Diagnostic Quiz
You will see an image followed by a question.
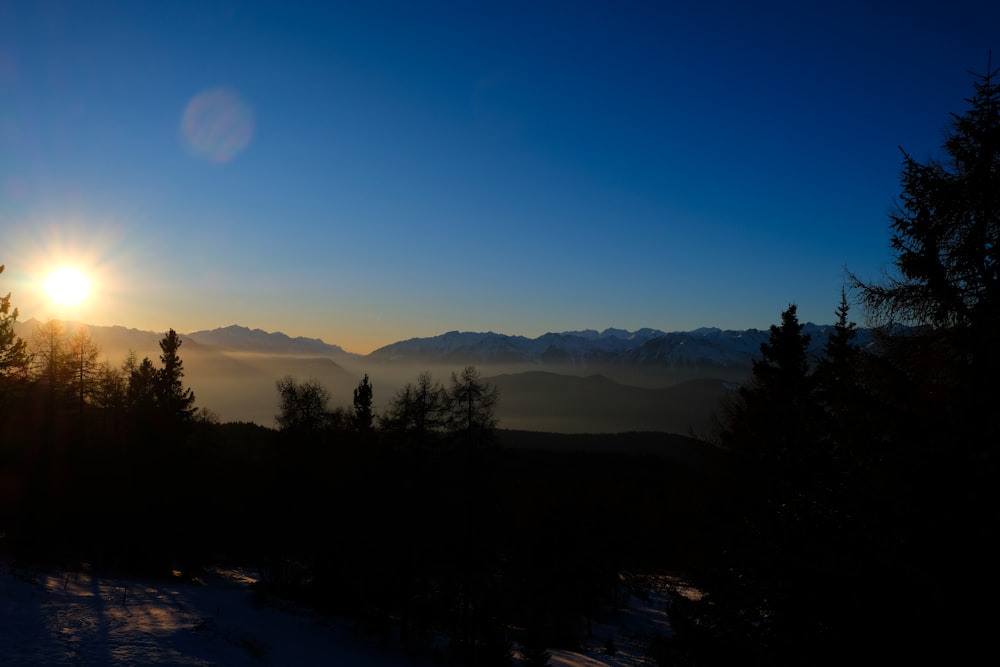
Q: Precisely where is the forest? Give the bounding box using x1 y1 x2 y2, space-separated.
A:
2 67 999 665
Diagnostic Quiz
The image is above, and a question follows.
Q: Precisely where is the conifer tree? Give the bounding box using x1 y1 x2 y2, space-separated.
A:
813 290 864 453
352 373 374 434
850 61 1000 659
127 357 160 428
93 360 128 441
712 305 847 659
854 62 1000 440
817 290 859 386
859 64 1000 334
720 304 816 468
93 360 127 411
0 264 30 384
156 329 196 424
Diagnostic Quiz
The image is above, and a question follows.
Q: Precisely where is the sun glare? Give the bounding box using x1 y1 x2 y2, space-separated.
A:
44 267 91 306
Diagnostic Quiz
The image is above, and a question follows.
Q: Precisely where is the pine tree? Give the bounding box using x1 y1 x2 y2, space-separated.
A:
720 304 816 468
817 290 859 388
854 62 1000 438
352 373 374 434
0 264 30 384
860 64 1000 332
813 290 865 458
127 357 160 425
156 329 196 424
712 305 846 660
849 61 1000 659
93 360 128 442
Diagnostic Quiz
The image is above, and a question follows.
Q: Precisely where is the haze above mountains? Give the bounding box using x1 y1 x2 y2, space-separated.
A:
14 320 863 436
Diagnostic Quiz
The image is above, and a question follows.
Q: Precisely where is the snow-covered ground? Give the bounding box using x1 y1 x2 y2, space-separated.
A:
1 560 676 666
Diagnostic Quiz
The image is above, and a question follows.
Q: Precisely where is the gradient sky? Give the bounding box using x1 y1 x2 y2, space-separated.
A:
2 1 998 354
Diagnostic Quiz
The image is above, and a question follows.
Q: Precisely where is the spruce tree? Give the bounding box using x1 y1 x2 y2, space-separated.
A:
854 62 1000 440
128 358 159 426
156 329 196 425
813 290 864 462
352 373 374 434
860 64 1000 332
0 264 30 383
721 304 816 468
712 305 839 659
850 60 1000 660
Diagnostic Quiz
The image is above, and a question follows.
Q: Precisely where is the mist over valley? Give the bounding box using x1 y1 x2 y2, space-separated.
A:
13 319 864 435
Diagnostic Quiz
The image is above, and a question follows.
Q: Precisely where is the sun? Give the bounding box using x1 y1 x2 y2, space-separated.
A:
44 267 92 306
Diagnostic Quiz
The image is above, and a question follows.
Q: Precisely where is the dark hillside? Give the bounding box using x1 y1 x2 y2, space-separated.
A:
491 372 733 436
495 429 728 472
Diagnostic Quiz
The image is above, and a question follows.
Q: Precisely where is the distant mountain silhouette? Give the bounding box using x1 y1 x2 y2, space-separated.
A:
186 324 357 359
367 324 873 371
10 320 870 434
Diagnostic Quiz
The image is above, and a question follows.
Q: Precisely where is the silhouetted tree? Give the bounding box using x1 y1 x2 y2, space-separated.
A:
853 62 1000 440
275 376 330 437
858 66 1000 333
850 60 1000 659
66 328 102 410
0 263 30 385
127 357 160 435
445 366 499 446
0 263 30 457
93 359 128 410
92 359 128 442
720 304 817 467
812 289 875 476
381 371 447 445
61 327 102 441
30 320 72 400
155 329 196 426
352 373 374 434
815 290 859 402
119 331 197 450
708 304 851 661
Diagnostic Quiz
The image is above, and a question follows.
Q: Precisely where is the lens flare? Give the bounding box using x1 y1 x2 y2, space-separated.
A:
180 87 255 163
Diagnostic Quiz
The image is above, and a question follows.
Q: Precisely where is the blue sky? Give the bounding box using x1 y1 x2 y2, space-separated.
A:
2 1 997 353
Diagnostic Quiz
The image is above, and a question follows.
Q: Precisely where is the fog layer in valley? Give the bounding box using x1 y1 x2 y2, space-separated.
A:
14 320 747 435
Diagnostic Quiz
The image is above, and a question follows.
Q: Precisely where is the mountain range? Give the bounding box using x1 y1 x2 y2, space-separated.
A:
13 320 867 435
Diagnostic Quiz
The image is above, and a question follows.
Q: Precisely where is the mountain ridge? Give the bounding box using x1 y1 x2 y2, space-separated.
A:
362 323 873 370
186 324 352 358
15 318 872 371
9 319 871 433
